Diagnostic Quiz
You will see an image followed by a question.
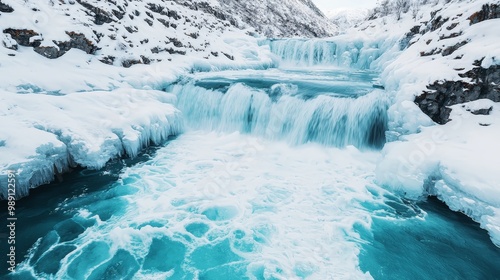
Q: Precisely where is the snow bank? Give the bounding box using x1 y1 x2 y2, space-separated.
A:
376 99 500 246
351 0 500 246
0 89 183 199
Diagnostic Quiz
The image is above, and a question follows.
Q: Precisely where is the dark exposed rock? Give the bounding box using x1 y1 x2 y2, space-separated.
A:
399 25 420 50
165 48 186 55
442 40 467 56
125 26 137 33
176 1 236 26
222 52 234 60
446 22 459 30
211 51 218 57
148 3 182 20
187 32 199 39
157 18 170 27
420 48 441 57
140 55 151 64
144 18 153 26
414 90 453 124
0 1 14 13
28 32 96 59
168 37 183 48
469 4 500 25
167 9 181 20
428 15 449 32
3 29 41 47
469 106 493 115
66 32 97 54
100 55 115 65
112 9 125 20
147 3 168 16
122 59 142 68
33 46 64 59
151 47 160 54
415 65 500 124
76 0 115 25
439 31 463 40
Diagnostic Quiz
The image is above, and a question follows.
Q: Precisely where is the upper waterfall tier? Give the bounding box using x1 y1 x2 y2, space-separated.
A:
262 38 387 69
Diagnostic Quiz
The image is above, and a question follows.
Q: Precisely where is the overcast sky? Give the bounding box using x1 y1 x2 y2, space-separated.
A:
312 0 378 11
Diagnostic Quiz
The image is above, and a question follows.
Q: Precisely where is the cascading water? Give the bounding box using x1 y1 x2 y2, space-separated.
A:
262 38 384 69
172 82 388 149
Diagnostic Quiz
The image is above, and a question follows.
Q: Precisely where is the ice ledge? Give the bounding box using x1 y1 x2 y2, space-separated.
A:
376 99 500 247
0 89 183 199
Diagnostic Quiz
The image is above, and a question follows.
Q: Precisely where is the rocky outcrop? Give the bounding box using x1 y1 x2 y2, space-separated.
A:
3 29 41 47
415 64 500 124
392 2 500 125
3 29 97 59
0 1 13 12
469 3 500 24
399 25 420 50
76 0 116 25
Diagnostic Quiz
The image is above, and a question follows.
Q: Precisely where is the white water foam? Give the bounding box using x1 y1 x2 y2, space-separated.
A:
14 132 384 279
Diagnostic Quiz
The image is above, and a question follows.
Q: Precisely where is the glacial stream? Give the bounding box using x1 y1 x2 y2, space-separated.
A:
2 40 500 279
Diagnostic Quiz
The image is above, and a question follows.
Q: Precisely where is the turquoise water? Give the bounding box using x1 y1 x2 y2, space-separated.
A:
0 145 165 279
190 68 378 99
1 67 500 279
359 197 500 279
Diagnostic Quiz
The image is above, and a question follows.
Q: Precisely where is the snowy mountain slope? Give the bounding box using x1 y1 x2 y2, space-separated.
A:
326 8 369 33
0 0 262 67
346 0 500 246
0 0 333 67
203 0 337 37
